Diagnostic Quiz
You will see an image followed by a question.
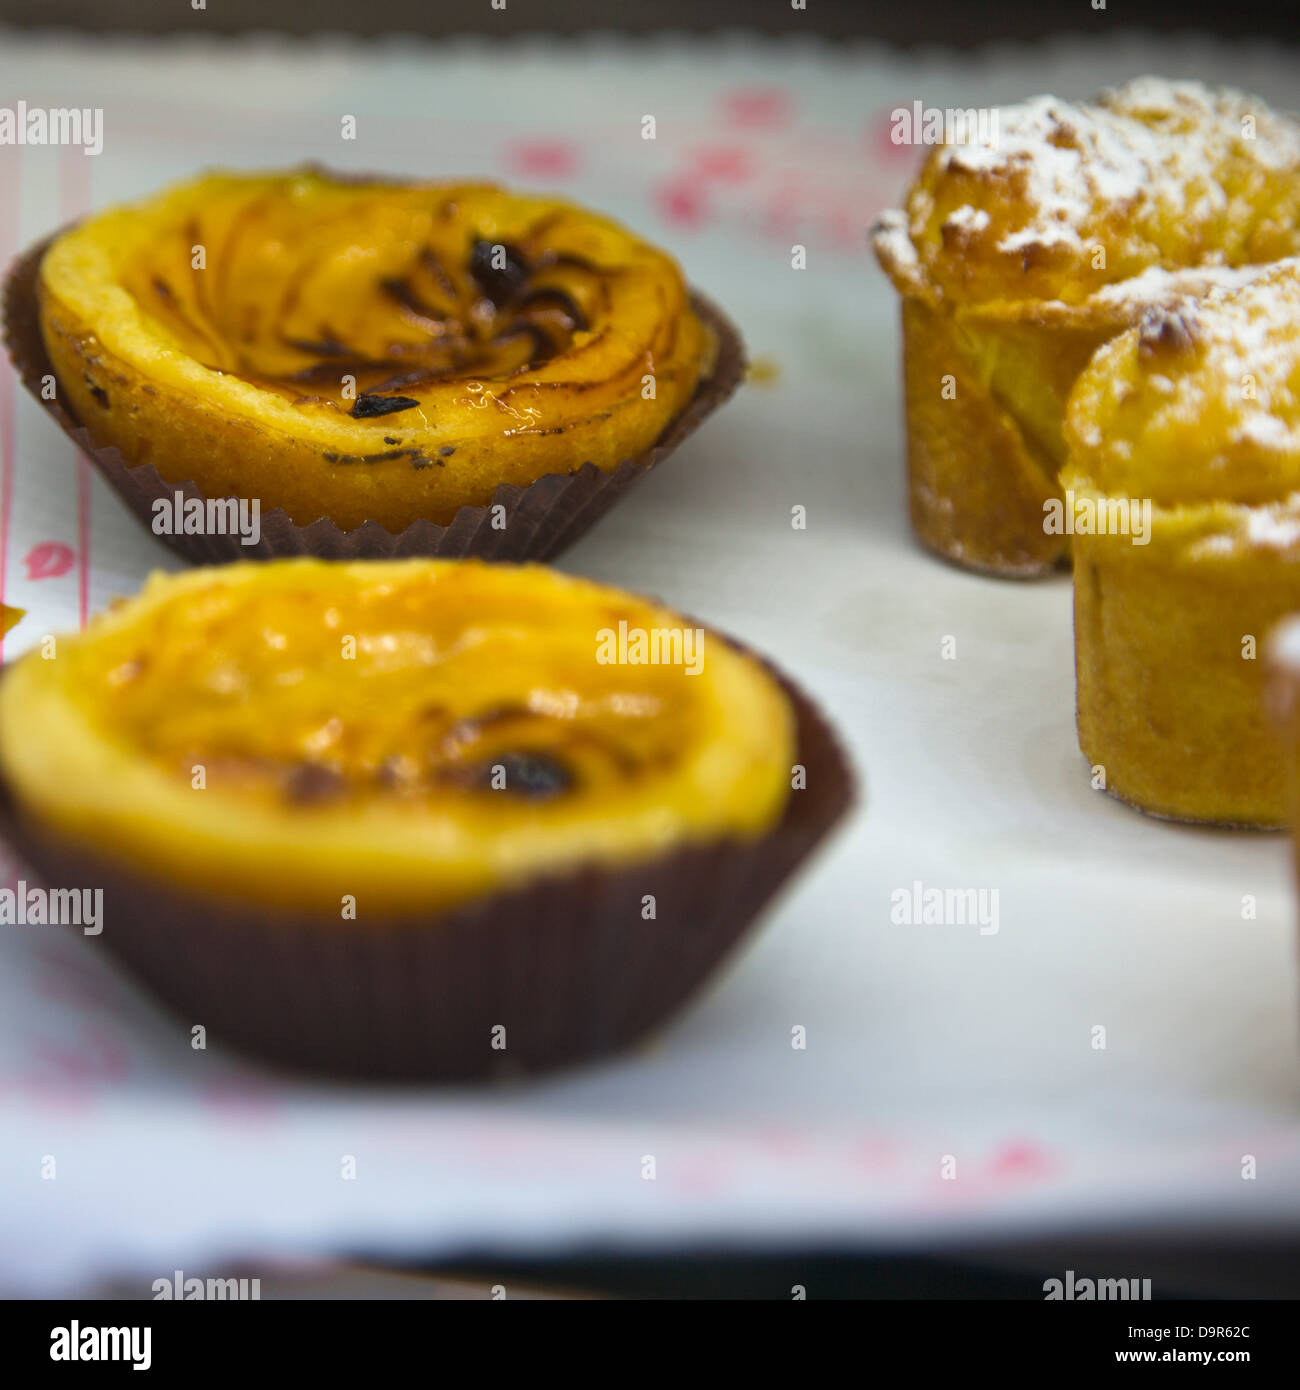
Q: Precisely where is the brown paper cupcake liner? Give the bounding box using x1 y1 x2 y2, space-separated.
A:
3 232 745 565
0 656 854 1082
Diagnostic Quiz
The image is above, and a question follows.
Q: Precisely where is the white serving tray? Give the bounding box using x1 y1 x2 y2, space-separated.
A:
1 27 1298 1294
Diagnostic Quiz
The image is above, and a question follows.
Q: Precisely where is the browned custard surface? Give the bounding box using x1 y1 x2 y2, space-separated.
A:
38 170 713 528
0 559 793 914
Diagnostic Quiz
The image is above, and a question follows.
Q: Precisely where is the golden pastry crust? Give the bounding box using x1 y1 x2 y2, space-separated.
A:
872 78 1300 577
891 80 1300 308
0 559 795 914
1067 265 1300 505
37 169 713 532
1063 262 1300 826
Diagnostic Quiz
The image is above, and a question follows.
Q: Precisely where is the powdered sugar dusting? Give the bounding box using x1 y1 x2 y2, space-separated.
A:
1076 259 1300 519
1269 614 1300 670
1091 262 1269 306
1137 261 1300 527
1186 262 1300 431
1190 499 1300 563
1000 222 1082 253
1234 413 1293 448
967 79 1300 257
1247 506 1300 546
881 77 1300 306
943 204 991 233
871 207 922 280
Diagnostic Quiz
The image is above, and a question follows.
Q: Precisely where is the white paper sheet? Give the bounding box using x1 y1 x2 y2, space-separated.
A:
2 27 1299 1295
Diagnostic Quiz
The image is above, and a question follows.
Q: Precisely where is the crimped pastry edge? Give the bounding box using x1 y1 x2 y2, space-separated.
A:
3 228 746 565
0 648 855 1081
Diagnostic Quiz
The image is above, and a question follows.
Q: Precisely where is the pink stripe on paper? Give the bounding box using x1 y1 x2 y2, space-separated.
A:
0 145 18 658
60 146 93 628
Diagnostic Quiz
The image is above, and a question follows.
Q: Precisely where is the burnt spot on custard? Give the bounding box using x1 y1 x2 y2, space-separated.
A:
468 238 531 306
130 220 611 413
323 447 443 467
282 762 348 805
281 748 575 805
350 393 421 419
456 749 575 799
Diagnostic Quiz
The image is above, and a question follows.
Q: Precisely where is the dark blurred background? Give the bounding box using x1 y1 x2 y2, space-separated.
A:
3 0 1300 45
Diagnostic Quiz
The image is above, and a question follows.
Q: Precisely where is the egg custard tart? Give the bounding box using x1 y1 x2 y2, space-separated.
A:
0 559 852 1078
1064 262 1300 828
873 78 1300 577
5 168 742 563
